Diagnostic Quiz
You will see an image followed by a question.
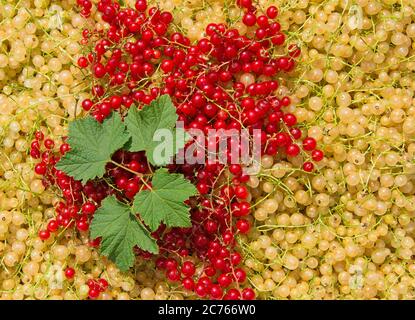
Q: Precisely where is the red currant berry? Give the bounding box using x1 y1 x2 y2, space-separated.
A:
82 99 94 111
236 219 250 234
290 128 302 139
161 59 174 73
135 0 147 11
195 284 206 297
234 268 247 283
234 185 248 199
311 149 324 161
60 143 70 155
88 288 100 299
302 137 317 151
98 279 108 291
210 284 223 299
76 220 89 232
182 277 194 290
242 288 255 300
242 13 256 26
34 131 44 140
303 161 314 172
224 288 241 300
47 220 59 232
81 202 96 215
78 57 89 68
34 163 47 175
229 164 242 176
266 6 278 19
44 139 55 149
65 267 75 279
286 144 300 157
181 261 196 276
217 274 232 288
230 252 242 265
166 268 180 282
283 113 297 126
280 96 291 106
196 182 209 194
38 229 50 240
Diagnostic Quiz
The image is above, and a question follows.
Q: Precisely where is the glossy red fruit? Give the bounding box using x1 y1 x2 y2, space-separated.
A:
82 99 93 111
161 59 174 73
76 220 89 232
98 279 108 291
88 288 100 299
224 288 241 300
229 164 242 176
195 284 206 297
303 161 314 172
236 219 250 234
242 288 255 300
82 202 96 215
182 277 194 290
230 252 242 265
44 139 55 149
47 220 59 232
290 128 302 140
60 143 70 154
266 6 278 19
78 57 89 68
38 229 50 240
283 113 297 126
302 137 317 151
181 261 196 276
34 163 47 175
242 13 256 26
234 185 248 199
197 182 209 194
65 267 75 279
135 0 147 11
286 144 300 157
312 149 324 161
93 63 106 78
166 268 180 281
34 131 44 140
210 284 223 299
234 268 247 282
217 274 232 288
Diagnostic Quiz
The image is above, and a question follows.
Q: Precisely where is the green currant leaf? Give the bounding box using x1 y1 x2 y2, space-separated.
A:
125 94 185 166
133 168 197 231
56 112 129 183
90 195 158 271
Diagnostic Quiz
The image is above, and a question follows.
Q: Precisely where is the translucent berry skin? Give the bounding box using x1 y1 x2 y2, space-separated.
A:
312 149 324 161
38 230 50 241
303 137 317 151
243 13 256 26
88 288 100 299
266 6 278 19
303 161 314 172
242 288 255 300
65 267 75 279
286 144 300 157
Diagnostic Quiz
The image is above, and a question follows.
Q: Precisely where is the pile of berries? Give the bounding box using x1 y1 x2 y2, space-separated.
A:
31 0 323 300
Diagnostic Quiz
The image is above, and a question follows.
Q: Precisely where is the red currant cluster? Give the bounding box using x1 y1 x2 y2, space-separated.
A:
76 0 93 17
32 131 110 242
86 278 109 299
64 266 108 300
31 0 324 300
